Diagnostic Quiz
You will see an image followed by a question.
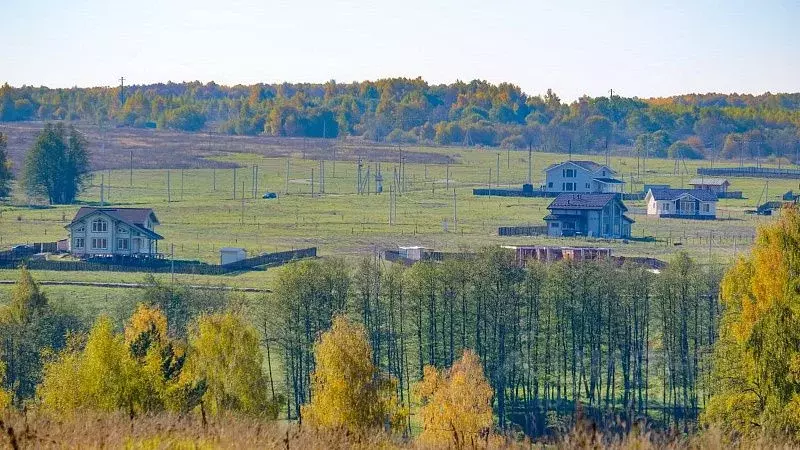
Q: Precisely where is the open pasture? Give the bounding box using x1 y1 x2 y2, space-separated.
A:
1 124 797 278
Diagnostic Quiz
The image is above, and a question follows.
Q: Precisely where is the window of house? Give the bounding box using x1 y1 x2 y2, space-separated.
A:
91 238 108 249
563 168 576 178
117 238 129 250
586 183 591 189
703 203 710 212
76 225 85 232
664 203 670 212
563 182 575 191
551 222 560 228
548 182 553 188
74 238 84 248
91 218 107 232
118 226 127 233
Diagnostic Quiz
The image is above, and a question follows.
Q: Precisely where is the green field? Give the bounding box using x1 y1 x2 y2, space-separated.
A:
2 147 791 255
0 142 794 314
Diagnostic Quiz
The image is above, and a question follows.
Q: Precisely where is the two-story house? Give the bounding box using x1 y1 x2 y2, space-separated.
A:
644 189 718 219
543 160 624 194
66 207 163 257
544 193 633 238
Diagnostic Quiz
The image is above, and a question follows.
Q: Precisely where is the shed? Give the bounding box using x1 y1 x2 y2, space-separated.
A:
689 177 730 193
398 246 425 261
220 247 247 265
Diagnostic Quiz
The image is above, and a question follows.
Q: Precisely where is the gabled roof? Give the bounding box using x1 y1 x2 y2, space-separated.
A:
646 189 718 202
547 193 626 211
72 207 159 226
68 207 163 240
544 160 614 174
689 177 729 186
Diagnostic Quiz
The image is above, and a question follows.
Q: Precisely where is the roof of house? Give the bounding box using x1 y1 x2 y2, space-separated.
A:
647 188 718 202
593 177 625 184
689 177 729 186
544 160 613 174
72 207 159 225
68 207 163 240
547 193 626 211
622 215 635 223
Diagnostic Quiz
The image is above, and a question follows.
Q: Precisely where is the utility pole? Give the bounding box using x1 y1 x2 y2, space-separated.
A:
119 76 125 105
285 159 290 195
527 147 532 184
129 151 133 187
100 174 105 206
241 181 245 224
496 153 500 187
453 189 457 232
171 243 175 284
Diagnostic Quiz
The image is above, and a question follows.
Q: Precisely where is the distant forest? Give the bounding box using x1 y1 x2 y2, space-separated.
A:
2 79 799 161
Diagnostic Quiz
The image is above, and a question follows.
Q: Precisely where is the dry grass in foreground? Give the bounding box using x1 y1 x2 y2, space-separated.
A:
0 411 796 449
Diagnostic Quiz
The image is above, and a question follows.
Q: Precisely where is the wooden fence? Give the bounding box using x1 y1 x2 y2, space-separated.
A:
0 248 317 275
498 226 549 236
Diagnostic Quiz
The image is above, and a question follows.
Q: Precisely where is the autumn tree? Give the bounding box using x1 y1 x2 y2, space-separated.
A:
23 123 90 204
414 349 494 446
704 206 800 440
0 267 81 403
38 316 151 415
0 132 12 198
302 315 406 433
181 312 280 418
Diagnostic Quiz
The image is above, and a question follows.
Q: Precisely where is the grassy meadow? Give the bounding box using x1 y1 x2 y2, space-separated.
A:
0 130 796 314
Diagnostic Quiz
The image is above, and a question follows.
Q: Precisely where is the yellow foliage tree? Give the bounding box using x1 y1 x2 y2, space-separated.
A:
301 315 406 433
181 312 279 418
704 206 800 440
0 362 12 409
414 349 494 447
38 316 153 415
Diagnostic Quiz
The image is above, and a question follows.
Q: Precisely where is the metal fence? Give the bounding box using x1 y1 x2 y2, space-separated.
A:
698 166 800 179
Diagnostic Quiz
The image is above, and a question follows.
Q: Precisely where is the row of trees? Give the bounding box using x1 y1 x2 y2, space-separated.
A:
2 80 799 159
0 268 496 447
265 250 723 434
3 209 800 443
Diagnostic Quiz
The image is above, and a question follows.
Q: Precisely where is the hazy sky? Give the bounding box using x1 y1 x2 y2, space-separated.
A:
2 0 798 100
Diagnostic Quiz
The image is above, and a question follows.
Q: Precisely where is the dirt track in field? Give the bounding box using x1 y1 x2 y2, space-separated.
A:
0 121 456 174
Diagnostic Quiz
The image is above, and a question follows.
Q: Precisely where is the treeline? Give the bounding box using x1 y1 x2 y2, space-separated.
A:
2 80 799 160
265 250 723 434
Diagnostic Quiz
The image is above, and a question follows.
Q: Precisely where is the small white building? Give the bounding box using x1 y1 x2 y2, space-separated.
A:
398 246 425 261
220 247 247 265
645 189 718 219
543 160 624 194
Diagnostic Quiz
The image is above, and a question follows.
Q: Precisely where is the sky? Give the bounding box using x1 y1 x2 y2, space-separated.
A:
2 0 798 101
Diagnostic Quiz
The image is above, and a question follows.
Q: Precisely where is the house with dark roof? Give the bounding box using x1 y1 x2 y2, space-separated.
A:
543 160 624 194
544 193 633 238
65 207 163 257
688 177 730 194
644 189 718 219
